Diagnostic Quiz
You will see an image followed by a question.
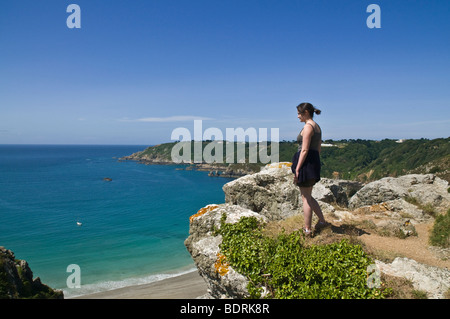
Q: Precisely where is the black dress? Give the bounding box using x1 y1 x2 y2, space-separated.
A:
291 123 321 187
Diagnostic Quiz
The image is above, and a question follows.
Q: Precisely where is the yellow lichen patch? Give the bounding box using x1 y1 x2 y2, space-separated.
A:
369 202 389 212
189 204 219 223
265 162 292 169
214 253 229 276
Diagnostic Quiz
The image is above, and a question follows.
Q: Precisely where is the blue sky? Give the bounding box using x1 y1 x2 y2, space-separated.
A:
0 0 449 144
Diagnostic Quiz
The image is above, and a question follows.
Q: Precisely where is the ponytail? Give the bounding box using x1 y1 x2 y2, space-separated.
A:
296 102 321 118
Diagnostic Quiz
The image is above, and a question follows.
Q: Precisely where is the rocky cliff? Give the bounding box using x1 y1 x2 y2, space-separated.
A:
185 164 450 299
0 247 63 299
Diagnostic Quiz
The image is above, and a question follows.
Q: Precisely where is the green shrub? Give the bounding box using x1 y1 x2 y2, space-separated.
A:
217 215 391 299
430 209 450 248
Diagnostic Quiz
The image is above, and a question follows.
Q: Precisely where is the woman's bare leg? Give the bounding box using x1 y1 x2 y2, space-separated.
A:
300 186 326 231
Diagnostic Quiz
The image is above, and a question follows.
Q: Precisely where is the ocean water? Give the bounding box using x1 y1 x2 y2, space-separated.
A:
0 145 232 298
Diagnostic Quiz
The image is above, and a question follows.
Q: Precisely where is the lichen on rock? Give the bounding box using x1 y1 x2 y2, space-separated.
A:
190 204 219 223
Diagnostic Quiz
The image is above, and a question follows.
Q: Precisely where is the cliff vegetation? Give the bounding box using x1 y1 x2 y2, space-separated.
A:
0 247 63 299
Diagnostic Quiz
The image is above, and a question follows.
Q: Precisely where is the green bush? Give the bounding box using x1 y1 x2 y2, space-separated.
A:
430 208 450 248
217 215 391 299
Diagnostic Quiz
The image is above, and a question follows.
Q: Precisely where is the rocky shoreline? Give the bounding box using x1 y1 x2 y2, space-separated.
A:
0 247 63 299
185 164 450 299
119 152 259 178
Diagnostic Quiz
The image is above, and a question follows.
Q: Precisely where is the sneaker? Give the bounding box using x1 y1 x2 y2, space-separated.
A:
303 227 312 237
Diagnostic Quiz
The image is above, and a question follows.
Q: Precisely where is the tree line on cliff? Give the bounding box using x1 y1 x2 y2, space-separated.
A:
129 137 449 182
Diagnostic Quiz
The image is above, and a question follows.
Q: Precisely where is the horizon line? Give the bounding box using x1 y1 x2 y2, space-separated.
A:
0 136 448 146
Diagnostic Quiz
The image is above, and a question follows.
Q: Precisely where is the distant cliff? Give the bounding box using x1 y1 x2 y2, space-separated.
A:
0 247 63 299
120 141 263 177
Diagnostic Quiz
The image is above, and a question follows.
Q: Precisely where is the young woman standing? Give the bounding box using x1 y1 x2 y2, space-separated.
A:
294 102 329 236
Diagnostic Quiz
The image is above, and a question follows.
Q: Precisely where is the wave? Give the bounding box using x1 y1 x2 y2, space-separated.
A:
63 267 198 298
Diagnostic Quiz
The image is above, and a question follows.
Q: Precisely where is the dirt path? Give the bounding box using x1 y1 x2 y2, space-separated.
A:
358 222 450 270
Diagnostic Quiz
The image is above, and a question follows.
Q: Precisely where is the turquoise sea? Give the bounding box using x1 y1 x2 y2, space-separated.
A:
0 145 232 298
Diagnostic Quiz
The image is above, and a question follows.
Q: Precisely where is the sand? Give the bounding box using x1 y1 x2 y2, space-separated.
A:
71 270 208 299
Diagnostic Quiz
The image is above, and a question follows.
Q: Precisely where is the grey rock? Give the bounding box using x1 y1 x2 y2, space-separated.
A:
185 204 267 299
376 257 450 299
312 178 363 206
223 165 300 221
223 165 363 221
349 174 450 212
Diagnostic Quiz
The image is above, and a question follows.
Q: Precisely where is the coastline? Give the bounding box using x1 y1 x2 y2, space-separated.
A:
69 270 208 299
119 156 259 179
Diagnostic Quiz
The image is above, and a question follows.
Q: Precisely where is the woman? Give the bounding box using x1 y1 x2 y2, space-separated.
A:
294 102 328 236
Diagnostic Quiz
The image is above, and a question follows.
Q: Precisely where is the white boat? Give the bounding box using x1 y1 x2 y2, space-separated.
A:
76 221 82 226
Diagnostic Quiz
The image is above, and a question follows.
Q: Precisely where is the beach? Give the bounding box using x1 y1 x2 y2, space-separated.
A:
71 270 208 299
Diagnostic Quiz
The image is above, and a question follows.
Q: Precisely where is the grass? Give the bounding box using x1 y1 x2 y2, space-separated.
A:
430 208 450 248
381 274 428 299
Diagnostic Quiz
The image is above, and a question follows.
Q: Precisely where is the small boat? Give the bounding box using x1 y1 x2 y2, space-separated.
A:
76 221 83 226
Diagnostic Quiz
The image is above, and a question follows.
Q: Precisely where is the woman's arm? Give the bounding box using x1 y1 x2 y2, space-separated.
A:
295 124 313 177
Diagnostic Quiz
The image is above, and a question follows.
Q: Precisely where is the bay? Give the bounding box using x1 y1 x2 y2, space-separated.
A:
0 145 232 297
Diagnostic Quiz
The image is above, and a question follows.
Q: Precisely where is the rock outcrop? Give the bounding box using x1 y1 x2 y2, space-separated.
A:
349 174 450 212
376 257 450 299
313 178 363 207
185 204 266 299
0 247 63 299
185 164 450 299
223 163 363 221
223 163 300 221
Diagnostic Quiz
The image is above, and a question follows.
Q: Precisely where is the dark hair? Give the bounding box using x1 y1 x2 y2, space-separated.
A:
296 102 321 118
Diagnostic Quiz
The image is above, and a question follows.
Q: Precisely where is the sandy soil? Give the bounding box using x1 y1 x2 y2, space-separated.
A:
358 221 450 269
71 271 208 299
